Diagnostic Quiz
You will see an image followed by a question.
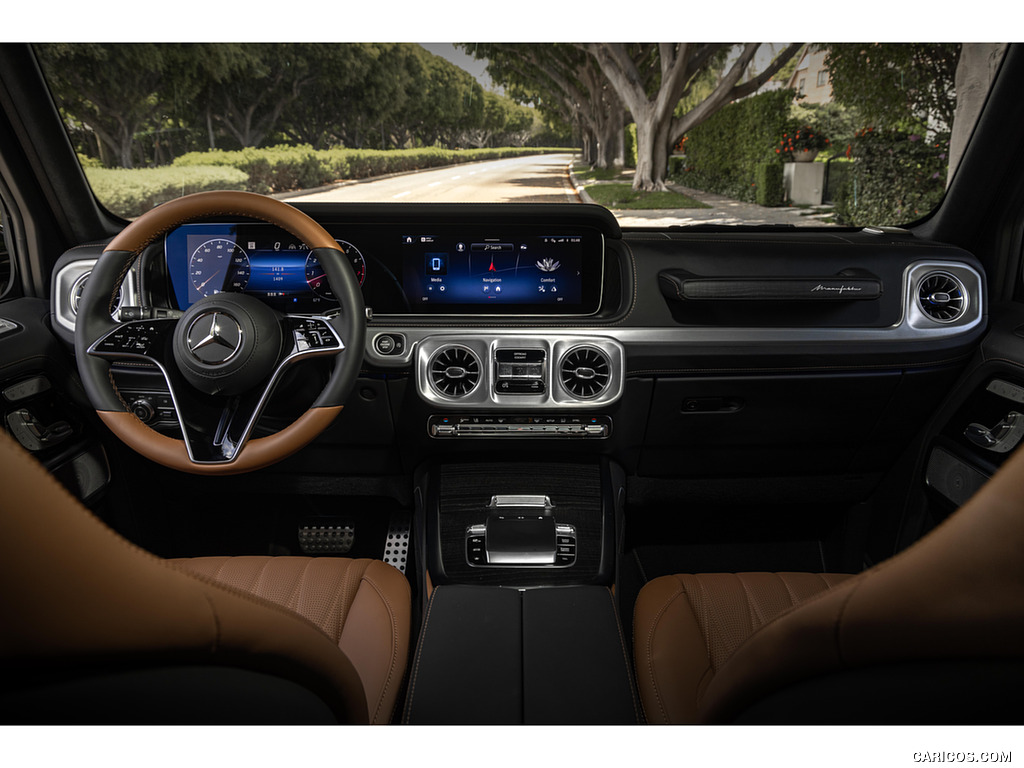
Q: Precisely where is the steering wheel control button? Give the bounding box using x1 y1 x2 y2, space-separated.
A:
185 312 243 364
129 398 156 424
93 320 173 358
289 317 341 353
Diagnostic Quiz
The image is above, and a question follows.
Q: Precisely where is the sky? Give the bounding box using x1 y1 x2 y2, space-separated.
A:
418 43 496 92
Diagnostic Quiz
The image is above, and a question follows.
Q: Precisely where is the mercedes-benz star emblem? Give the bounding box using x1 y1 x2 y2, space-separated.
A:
186 312 243 364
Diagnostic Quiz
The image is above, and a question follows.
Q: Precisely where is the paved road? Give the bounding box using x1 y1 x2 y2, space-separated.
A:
286 153 580 205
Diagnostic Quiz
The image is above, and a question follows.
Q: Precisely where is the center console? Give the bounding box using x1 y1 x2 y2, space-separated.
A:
424 461 616 587
406 459 637 723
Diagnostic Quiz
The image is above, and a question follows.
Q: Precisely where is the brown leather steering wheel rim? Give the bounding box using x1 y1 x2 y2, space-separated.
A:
77 190 365 475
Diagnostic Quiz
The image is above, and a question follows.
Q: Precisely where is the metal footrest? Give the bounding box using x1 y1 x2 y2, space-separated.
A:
298 521 354 555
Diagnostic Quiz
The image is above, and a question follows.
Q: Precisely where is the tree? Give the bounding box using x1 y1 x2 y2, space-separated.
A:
583 43 803 190
37 44 201 168
464 44 626 169
203 44 315 149
461 92 536 148
403 48 484 149
824 44 961 132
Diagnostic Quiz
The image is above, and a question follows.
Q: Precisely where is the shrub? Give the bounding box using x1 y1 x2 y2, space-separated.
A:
86 165 249 219
755 163 785 207
831 129 949 226
673 89 795 203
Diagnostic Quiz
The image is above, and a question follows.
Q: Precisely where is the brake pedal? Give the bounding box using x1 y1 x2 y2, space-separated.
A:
298 520 354 555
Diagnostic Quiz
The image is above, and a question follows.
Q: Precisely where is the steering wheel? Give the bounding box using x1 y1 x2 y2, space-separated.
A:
74 191 365 475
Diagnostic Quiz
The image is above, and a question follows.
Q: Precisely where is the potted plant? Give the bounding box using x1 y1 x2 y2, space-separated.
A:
776 126 831 162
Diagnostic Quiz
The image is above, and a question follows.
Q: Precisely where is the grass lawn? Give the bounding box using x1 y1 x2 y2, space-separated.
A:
584 183 711 210
572 163 633 182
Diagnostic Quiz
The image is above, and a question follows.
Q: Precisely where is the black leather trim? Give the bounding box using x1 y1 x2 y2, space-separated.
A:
403 585 522 724
402 585 639 724
309 245 365 409
521 586 640 724
72 248 134 412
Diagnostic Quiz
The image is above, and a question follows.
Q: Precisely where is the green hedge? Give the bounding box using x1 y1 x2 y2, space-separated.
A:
172 145 571 194
754 162 785 207
672 89 795 204
85 165 249 219
831 130 948 226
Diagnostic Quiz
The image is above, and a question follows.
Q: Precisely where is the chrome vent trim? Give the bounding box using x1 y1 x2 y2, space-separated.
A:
428 345 481 398
559 345 611 399
916 271 968 323
54 259 135 334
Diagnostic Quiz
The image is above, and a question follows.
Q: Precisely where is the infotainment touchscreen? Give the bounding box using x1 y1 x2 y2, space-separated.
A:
399 229 603 314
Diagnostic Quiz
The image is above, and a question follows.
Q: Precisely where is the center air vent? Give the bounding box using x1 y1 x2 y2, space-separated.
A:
918 271 967 323
559 346 611 399
429 346 481 398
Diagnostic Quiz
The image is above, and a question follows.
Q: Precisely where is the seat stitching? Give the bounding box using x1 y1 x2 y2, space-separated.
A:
689 577 716 670
287 558 316 614
321 560 351 642
643 578 686 725
200 591 221 654
738 575 761 636
403 588 438 724
776 572 801 607
340 560 370 638
360 571 402 724
604 588 642 723
333 561 356 640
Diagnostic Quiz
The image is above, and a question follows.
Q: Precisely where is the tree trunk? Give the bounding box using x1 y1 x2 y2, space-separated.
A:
206 107 217 150
581 132 593 166
613 104 626 168
632 113 671 191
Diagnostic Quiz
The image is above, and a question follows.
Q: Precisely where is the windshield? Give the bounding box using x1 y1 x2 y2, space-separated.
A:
36 43 995 228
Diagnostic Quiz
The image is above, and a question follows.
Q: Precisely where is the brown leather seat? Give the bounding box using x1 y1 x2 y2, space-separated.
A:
635 441 1024 724
0 430 410 724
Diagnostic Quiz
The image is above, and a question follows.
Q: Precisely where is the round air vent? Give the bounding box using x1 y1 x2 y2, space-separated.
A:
917 272 967 323
70 271 122 316
559 346 611 399
428 345 481 398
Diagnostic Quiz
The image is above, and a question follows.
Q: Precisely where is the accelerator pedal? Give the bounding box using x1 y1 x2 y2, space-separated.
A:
383 513 412 574
298 519 354 555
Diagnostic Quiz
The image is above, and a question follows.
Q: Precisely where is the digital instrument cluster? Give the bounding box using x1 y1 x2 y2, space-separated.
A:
164 222 603 316
164 223 364 313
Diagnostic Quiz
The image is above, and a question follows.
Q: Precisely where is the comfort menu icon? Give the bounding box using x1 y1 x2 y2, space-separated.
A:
536 258 561 273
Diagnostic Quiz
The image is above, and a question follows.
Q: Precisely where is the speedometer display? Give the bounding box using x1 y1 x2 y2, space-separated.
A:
189 239 250 300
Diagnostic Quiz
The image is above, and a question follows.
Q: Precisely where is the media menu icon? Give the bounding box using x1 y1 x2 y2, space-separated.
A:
425 254 448 275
